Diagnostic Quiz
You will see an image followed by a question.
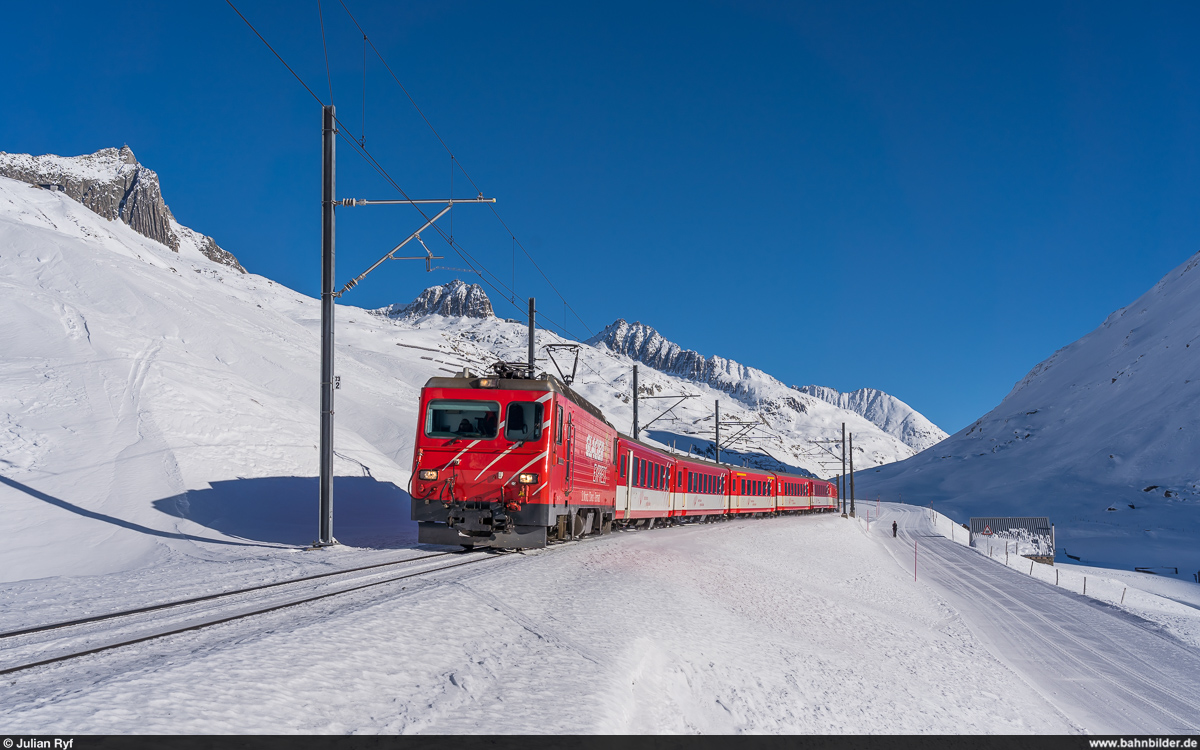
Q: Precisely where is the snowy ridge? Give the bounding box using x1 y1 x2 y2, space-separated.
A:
586 318 944 452
0 147 244 272
860 251 1200 572
796 385 947 451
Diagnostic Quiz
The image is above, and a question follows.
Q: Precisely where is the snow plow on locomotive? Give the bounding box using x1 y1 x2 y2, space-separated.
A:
410 364 839 550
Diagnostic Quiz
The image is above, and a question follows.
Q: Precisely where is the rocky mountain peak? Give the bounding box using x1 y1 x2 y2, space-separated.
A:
378 280 495 319
0 147 244 273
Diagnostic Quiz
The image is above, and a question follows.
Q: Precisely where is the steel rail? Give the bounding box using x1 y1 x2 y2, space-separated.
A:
0 554 500 678
0 550 460 640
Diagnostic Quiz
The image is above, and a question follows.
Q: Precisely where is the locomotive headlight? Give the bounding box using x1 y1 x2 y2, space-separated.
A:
517 472 538 485
475 377 499 388
418 469 439 481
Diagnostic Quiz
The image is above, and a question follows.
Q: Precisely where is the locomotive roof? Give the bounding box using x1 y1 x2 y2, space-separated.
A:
423 372 613 427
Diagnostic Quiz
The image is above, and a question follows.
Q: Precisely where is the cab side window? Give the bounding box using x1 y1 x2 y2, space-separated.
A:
555 405 564 445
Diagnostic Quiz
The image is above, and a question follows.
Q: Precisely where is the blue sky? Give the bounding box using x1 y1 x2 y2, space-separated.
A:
4 1 1199 433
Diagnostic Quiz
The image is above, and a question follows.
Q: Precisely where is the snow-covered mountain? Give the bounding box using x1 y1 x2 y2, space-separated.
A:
0 147 244 272
859 253 1200 573
796 385 947 452
588 318 945 452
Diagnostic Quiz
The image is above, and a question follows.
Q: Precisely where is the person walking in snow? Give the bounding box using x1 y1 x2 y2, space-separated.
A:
892 520 898 538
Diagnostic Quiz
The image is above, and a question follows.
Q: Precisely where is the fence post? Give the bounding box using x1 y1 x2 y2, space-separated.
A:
1055 569 1059 586
1029 560 1034 575
1121 587 1126 605
1083 576 1087 596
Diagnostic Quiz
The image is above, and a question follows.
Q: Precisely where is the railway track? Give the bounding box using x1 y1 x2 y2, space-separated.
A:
0 549 504 677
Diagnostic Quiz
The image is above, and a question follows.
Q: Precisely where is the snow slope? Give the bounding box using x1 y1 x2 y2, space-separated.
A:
0 515 1077 734
858 252 1200 574
0 174 424 581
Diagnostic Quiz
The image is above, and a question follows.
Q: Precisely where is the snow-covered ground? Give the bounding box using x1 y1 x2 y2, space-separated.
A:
2 513 1077 734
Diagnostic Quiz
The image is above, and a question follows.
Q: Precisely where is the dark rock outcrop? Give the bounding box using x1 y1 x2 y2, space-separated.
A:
0 147 245 273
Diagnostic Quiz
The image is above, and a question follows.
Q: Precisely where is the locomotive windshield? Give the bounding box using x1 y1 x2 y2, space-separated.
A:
504 401 544 442
425 399 499 439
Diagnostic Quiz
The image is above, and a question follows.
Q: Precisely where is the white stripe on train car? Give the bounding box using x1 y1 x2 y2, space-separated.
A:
536 392 553 403
506 450 550 485
474 434 518 480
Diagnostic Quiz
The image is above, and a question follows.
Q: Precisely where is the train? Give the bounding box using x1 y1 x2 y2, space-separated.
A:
409 363 839 549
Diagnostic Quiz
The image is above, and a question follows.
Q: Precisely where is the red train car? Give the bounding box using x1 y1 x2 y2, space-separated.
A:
729 468 777 515
410 369 618 548
672 453 728 518
410 365 839 548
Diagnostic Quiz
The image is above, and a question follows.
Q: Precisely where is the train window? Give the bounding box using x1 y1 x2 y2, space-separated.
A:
613 438 619 466
555 405 564 445
620 454 627 478
425 399 500 439
504 402 544 442
633 457 640 486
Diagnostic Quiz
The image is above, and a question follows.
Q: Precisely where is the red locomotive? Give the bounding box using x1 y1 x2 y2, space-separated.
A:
410 363 838 549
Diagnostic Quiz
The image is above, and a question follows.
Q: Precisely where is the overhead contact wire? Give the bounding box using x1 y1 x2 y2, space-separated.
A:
225 1 586 342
